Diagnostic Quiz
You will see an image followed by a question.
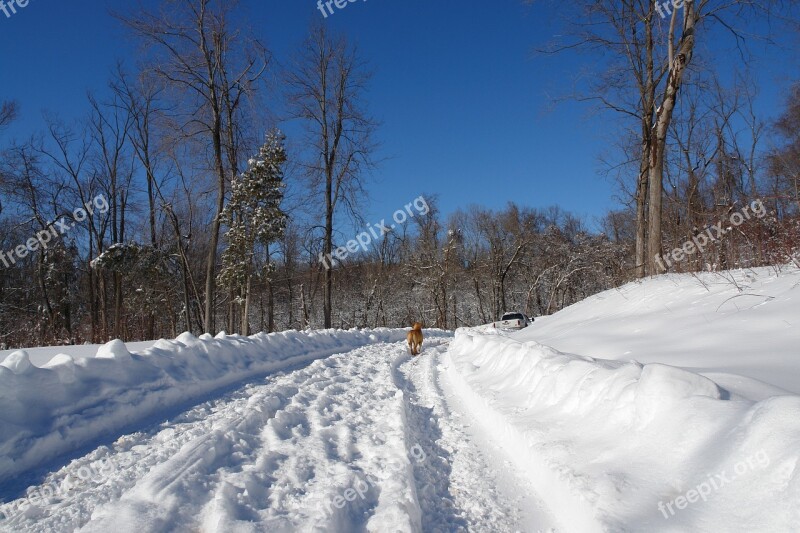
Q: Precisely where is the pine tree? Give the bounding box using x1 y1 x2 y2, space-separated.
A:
219 130 288 334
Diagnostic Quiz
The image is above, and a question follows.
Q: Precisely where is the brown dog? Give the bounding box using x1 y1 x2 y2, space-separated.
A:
407 322 424 356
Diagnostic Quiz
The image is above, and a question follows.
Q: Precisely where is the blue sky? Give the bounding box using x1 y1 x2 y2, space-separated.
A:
1 0 796 231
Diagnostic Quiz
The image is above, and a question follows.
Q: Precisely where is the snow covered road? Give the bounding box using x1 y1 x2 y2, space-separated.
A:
1 337 557 532
4 268 799 533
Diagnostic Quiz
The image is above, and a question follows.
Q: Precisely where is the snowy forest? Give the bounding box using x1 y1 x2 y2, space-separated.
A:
1 0 799 349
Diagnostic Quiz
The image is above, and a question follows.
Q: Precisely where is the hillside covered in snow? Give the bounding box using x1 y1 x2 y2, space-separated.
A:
519 265 800 396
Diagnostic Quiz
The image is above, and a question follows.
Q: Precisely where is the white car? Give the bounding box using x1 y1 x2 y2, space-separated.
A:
491 312 532 330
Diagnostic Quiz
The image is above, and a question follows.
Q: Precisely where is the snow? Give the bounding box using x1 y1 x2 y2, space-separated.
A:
0 329 449 483
1 266 797 532
517 266 800 395
443 266 800 531
1 333 553 533
95 340 132 361
0 342 158 368
0 351 33 375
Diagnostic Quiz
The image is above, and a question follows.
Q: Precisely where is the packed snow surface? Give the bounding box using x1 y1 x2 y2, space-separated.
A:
1 267 797 532
1 331 554 532
0 329 449 482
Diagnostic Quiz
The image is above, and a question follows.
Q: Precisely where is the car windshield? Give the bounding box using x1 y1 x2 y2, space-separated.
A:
502 313 525 321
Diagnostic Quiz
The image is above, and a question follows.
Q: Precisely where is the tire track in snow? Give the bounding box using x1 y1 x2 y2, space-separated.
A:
4 341 435 532
390 341 468 532
393 340 544 532
2 370 309 532
437 347 568 533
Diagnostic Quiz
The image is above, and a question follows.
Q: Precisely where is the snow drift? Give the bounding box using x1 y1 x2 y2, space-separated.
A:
523 266 800 395
0 341 159 368
0 328 449 483
446 323 800 531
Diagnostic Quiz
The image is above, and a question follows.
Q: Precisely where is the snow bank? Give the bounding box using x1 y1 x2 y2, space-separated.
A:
445 329 800 532
0 328 450 483
517 266 800 395
0 341 158 368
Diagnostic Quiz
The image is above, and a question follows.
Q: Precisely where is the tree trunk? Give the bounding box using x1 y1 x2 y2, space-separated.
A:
647 8 696 275
300 283 310 329
635 168 649 277
204 112 225 334
636 9 656 278
242 274 251 336
267 276 275 333
324 171 333 328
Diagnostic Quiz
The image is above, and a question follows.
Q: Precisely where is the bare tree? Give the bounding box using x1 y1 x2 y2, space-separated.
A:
119 0 268 333
286 24 377 328
536 0 783 276
474 204 535 318
0 101 17 132
88 93 134 338
37 117 110 341
769 83 800 214
112 66 165 249
0 100 19 214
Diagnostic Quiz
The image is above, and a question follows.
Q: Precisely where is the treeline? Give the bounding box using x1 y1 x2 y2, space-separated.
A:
0 0 798 349
270 202 631 331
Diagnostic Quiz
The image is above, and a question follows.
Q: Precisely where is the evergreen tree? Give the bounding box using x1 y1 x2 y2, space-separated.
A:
219 130 288 333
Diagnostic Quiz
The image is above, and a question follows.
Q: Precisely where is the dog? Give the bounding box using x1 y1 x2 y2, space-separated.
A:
407 322 424 356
